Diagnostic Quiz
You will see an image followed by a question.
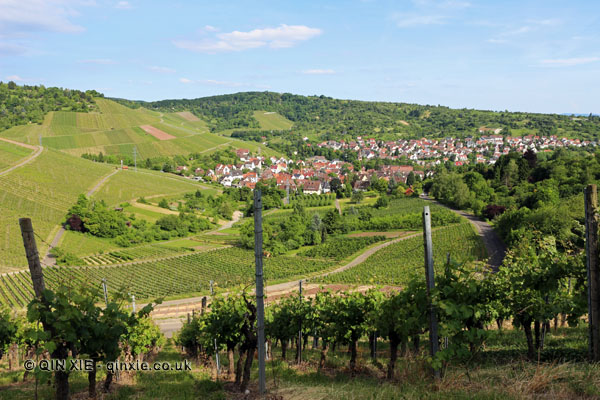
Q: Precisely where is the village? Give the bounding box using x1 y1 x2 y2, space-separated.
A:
181 130 597 194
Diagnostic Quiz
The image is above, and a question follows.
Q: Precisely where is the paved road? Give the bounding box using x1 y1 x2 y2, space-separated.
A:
0 138 43 177
423 196 506 270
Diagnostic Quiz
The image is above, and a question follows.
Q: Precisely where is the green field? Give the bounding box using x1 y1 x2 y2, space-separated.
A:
318 222 486 286
91 169 212 206
0 141 32 171
1 98 279 159
0 149 113 271
253 110 294 130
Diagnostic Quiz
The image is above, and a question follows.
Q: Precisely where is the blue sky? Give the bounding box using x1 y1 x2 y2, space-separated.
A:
0 0 598 114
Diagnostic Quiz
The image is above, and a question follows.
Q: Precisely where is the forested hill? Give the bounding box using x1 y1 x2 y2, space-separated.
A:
0 81 102 131
113 91 600 140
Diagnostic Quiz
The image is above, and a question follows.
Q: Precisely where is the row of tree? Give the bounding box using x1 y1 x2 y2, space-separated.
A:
179 234 585 389
0 285 163 399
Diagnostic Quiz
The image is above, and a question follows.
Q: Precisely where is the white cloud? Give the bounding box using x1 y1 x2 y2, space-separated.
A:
115 1 132 9
179 78 193 84
487 38 507 44
0 0 87 35
392 13 448 28
78 58 116 64
540 57 599 67
148 65 175 73
203 25 218 32
302 69 336 75
6 74 24 81
173 24 322 53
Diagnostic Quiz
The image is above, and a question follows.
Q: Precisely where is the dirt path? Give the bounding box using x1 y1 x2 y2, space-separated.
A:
43 169 121 265
423 196 506 270
0 138 43 177
206 210 243 235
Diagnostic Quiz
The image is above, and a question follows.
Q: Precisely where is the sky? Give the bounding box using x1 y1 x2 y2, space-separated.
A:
0 0 598 114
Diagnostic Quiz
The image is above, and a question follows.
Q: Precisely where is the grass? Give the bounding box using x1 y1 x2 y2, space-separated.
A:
0 324 597 399
253 110 294 130
59 230 118 257
91 169 207 206
0 141 32 171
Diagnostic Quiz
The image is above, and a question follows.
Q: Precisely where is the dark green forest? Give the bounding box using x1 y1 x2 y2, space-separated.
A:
113 91 600 140
0 81 101 130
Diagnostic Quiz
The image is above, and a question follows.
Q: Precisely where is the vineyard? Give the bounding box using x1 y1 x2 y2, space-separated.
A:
0 247 335 307
0 149 112 271
318 222 486 285
0 140 32 171
90 169 209 206
368 197 447 217
298 235 387 260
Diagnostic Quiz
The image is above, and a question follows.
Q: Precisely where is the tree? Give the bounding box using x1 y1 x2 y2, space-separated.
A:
351 191 364 204
406 171 416 186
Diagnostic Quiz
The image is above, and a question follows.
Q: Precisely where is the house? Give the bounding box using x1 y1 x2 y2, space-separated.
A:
353 181 370 191
302 180 322 195
236 148 250 160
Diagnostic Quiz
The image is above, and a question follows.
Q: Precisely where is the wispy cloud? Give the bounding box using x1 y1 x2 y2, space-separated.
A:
392 13 448 28
0 42 27 55
179 77 243 87
488 19 562 43
412 0 470 9
302 69 336 75
0 0 88 35
148 65 175 73
115 1 132 9
540 57 599 67
6 74 24 81
78 58 116 64
173 24 322 53
203 25 219 32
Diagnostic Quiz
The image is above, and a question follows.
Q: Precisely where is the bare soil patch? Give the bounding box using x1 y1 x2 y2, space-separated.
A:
176 111 200 122
140 125 176 140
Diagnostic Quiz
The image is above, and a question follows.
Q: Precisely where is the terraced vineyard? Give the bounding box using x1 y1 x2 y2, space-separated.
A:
368 197 447 217
0 247 335 307
317 222 486 286
81 243 197 265
0 149 112 271
91 168 208 206
0 140 33 171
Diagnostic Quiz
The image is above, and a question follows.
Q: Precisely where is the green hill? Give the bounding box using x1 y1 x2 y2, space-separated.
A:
131 91 600 140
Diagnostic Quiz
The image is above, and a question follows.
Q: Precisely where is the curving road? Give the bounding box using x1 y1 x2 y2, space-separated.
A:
0 138 43 177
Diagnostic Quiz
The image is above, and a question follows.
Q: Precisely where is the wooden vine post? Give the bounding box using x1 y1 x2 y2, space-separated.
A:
253 189 266 394
584 184 600 361
20 218 69 400
422 206 440 379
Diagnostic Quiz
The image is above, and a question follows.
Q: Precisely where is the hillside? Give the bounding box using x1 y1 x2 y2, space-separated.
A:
120 91 600 140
